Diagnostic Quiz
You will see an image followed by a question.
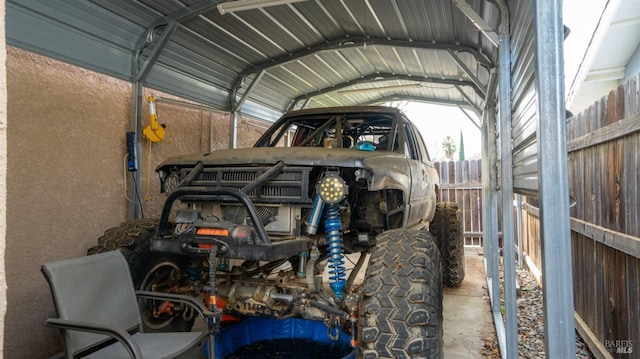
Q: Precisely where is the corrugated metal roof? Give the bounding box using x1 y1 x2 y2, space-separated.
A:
7 0 500 121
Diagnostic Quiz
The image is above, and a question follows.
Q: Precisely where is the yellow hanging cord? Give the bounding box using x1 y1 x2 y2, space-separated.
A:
161 125 173 144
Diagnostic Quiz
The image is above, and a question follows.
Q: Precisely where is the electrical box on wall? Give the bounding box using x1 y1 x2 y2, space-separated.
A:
126 131 137 171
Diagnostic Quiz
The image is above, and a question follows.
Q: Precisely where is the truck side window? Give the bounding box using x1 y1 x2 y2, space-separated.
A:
413 125 431 162
403 123 419 160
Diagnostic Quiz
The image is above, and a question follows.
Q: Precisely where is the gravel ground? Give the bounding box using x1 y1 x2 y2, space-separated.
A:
482 260 595 358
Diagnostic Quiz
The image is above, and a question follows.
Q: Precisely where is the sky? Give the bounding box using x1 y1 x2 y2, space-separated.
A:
401 102 482 161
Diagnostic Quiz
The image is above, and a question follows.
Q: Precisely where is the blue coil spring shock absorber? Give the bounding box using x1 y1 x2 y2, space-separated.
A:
324 203 346 300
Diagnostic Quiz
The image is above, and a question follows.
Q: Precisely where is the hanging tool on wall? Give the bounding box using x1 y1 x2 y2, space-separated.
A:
142 96 166 142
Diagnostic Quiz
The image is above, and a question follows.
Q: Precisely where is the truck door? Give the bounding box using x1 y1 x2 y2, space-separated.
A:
403 119 437 224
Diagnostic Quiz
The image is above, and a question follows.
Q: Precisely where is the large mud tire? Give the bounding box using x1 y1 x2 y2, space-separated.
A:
358 229 443 358
430 202 465 287
88 219 194 332
87 218 158 285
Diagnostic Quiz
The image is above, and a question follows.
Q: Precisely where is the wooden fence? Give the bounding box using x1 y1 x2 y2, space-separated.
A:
434 160 484 246
520 75 640 358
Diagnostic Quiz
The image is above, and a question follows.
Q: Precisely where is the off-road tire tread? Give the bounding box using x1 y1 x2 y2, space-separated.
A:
88 218 158 286
358 228 443 358
431 202 465 287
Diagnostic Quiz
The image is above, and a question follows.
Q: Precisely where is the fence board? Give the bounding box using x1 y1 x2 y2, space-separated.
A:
522 200 541 271
522 73 640 358
584 235 596 332
434 160 483 246
625 132 639 237
594 241 605 342
614 250 629 346
616 84 625 122
594 143 603 226
570 218 640 261
629 76 638 116
575 150 584 219
626 256 640 352
603 245 615 343
584 147 594 223
448 161 455 184
572 234 583 319
598 96 605 131
567 113 640 152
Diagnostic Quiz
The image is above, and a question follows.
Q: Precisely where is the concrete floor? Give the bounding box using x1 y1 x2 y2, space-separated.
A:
183 247 497 358
443 247 498 358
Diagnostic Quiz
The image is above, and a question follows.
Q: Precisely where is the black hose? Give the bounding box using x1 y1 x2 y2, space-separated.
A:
308 300 349 318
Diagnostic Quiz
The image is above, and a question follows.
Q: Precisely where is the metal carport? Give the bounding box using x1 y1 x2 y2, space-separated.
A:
6 0 575 357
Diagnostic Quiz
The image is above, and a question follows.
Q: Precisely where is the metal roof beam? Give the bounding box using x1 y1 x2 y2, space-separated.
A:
451 0 499 47
448 49 487 96
360 95 480 116
133 21 179 82
233 70 265 112
455 85 483 114
287 73 484 111
132 0 223 82
457 105 481 130
231 36 493 109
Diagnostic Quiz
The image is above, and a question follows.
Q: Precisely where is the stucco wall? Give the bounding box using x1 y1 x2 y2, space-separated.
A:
4 46 267 357
0 0 8 354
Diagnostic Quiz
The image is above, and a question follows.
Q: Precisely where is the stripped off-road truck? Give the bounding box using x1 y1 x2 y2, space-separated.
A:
89 106 464 358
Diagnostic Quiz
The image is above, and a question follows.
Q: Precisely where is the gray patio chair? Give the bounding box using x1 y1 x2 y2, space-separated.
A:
42 250 217 359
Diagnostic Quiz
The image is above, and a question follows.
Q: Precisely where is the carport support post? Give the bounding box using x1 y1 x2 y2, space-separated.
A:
481 102 500 302
230 111 238 149
127 81 143 219
534 0 576 357
482 101 507 356
497 6 519 358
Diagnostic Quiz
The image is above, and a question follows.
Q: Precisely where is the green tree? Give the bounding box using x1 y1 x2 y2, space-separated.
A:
458 130 465 161
441 135 456 160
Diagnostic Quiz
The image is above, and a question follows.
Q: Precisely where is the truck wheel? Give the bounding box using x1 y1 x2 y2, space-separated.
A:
88 219 194 332
358 229 443 358
431 202 465 287
138 256 196 332
87 218 157 284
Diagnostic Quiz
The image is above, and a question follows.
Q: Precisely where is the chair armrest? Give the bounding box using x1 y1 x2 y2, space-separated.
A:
135 290 208 315
46 318 143 359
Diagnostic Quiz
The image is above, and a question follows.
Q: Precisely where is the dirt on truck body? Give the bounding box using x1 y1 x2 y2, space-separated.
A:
90 106 465 358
